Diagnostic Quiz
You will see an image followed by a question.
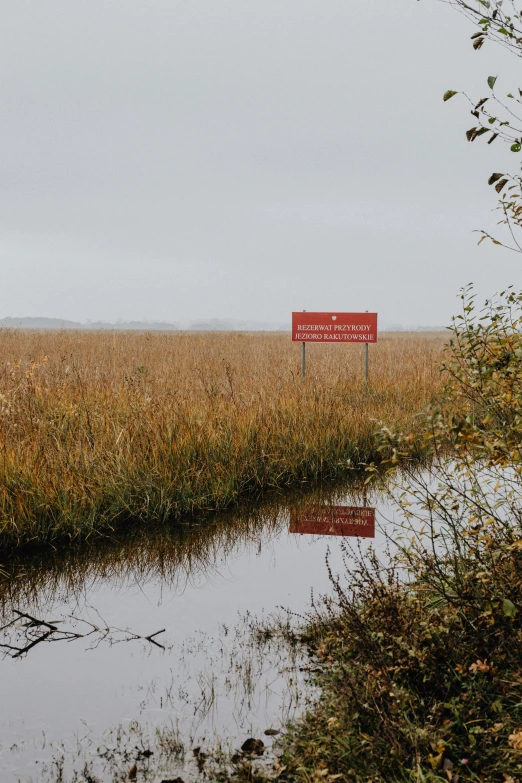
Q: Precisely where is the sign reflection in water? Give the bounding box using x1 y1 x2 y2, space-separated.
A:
289 506 375 538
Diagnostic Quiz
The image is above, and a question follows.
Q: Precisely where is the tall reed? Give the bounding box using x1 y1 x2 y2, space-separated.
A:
0 330 445 548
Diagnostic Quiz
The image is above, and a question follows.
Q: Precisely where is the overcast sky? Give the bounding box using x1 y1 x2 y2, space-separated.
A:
0 0 520 326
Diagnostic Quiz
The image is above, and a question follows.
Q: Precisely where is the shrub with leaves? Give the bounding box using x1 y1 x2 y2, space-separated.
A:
378 284 522 465
273 538 522 783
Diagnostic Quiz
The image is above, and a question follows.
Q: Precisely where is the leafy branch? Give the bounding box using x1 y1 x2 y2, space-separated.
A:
440 0 522 252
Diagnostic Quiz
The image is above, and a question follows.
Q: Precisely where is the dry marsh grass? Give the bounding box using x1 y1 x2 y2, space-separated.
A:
0 329 446 549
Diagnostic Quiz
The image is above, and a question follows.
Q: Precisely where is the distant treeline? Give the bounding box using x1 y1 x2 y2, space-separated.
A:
0 316 447 332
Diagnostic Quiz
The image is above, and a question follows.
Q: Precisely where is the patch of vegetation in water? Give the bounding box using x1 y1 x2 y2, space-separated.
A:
7 614 311 783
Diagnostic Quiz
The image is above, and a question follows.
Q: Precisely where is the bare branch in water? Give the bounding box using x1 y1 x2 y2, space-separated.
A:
0 607 166 658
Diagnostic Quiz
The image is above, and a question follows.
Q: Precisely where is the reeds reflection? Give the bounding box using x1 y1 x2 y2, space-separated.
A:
0 478 393 782
0 480 384 621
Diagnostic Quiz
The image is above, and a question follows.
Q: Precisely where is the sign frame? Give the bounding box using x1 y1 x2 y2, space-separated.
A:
292 311 378 383
292 312 378 344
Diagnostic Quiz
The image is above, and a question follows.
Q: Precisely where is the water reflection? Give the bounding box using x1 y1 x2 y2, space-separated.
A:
289 505 376 538
0 480 398 782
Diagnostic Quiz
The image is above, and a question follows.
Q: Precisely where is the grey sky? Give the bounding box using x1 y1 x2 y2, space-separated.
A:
0 0 519 326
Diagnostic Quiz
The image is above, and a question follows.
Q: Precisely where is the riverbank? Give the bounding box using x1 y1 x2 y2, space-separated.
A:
0 330 445 551
274 563 521 781
225 479 522 783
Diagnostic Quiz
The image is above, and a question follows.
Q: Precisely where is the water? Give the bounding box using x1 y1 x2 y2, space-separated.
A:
0 483 401 782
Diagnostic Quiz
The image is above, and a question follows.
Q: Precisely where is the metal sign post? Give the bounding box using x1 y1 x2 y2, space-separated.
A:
302 309 306 383
365 310 369 390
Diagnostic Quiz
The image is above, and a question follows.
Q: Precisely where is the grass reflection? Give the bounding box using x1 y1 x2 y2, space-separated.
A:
0 478 381 622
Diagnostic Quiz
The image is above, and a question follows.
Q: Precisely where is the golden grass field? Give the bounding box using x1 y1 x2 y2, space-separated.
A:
0 329 446 549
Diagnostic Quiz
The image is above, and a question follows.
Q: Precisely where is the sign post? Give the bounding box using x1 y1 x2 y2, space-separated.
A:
302 309 306 383
365 310 369 390
292 311 378 383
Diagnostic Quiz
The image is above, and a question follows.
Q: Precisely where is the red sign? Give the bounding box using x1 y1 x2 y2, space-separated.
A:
289 506 375 538
292 312 378 343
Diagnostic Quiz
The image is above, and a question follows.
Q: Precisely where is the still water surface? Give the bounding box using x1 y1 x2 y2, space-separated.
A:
0 485 401 782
